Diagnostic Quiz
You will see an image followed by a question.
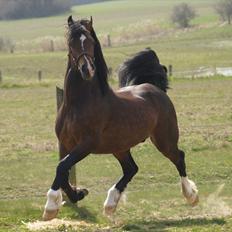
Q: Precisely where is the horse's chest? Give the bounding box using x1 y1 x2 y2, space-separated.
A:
57 114 80 146
58 112 99 150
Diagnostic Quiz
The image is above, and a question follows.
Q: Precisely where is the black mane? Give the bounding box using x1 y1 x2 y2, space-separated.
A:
90 26 109 95
118 48 169 92
67 19 109 95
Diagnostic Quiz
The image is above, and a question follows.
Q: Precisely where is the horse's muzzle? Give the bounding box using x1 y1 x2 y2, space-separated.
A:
80 57 95 80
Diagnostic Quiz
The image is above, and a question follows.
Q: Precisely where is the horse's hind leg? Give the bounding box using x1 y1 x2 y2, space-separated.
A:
104 150 138 215
150 121 199 206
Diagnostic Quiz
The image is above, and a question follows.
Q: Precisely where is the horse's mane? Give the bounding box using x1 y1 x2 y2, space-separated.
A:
90 26 109 95
118 48 169 92
67 19 109 95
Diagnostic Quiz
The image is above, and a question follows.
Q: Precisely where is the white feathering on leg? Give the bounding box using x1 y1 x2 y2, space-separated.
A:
181 177 199 206
103 185 121 215
44 189 63 211
42 189 63 221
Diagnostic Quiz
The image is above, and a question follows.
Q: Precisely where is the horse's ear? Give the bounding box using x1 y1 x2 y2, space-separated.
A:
68 15 74 27
86 16 93 31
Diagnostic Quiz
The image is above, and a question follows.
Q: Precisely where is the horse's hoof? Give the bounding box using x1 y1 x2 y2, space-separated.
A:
181 177 199 207
43 189 62 220
42 209 59 221
103 185 121 216
66 187 89 203
77 188 89 198
189 194 199 207
73 188 89 202
103 205 117 216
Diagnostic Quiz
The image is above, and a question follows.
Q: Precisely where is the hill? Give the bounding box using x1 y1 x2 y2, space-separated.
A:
0 0 231 82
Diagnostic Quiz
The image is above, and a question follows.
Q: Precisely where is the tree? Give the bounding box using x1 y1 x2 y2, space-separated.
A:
171 3 196 28
0 0 72 20
215 0 232 24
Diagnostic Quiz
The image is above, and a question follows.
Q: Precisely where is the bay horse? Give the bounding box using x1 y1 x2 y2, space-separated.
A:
43 16 198 220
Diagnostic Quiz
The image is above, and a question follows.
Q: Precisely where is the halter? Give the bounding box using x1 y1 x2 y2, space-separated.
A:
69 48 95 70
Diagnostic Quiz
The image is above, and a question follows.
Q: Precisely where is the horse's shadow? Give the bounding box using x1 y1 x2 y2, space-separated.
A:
122 217 226 232
64 202 98 223
63 202 226 231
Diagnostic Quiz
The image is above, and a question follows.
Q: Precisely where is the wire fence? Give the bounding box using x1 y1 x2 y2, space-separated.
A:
172 67 232 78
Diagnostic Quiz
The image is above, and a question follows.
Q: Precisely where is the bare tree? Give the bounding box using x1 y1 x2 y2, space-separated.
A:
171 3 196 28
215 0 232 24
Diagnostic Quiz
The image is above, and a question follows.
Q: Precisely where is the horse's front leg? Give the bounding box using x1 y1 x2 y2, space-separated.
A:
58 143 88 204
42 143 91 221
104 150 138 215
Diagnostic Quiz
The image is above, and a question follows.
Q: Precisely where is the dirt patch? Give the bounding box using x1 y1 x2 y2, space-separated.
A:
25 219 93 231
202 184 232 218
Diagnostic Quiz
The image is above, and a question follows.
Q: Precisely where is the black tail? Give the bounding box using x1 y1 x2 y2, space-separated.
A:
118 48 169 92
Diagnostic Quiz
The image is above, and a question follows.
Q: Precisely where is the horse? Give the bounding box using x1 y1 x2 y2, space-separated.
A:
43 16 198 220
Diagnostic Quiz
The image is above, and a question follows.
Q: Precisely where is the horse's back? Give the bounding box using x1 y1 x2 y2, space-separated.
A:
116 83 172 108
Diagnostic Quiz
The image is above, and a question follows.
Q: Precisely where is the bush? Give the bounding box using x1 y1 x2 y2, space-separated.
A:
215 0 232 24
171 3 196 28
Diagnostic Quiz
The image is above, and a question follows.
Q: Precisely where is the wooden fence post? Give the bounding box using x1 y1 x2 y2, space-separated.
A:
50 40 54 52
168 65 173 77
0 70 2 84
108 67 112 77
38 70 42 82
56 86 76 187
107 34 111 47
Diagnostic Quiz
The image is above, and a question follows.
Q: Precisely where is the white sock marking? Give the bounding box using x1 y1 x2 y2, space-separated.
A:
181 177 199 205
104 185 121 208
44 189 63 211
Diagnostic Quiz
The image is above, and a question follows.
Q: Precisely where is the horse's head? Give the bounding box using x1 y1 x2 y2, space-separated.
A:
67 15 96 80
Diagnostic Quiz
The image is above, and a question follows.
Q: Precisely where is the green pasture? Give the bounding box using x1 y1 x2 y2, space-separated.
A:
0 78 232 232
0 30 232 84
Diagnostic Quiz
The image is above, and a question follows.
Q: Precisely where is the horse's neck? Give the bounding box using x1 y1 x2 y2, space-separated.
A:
63 68 102 106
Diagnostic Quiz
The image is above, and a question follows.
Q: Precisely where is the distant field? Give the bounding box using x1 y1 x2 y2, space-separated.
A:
0 29 232 84
0 0 231 81
0 0 218 40
0 0 222 53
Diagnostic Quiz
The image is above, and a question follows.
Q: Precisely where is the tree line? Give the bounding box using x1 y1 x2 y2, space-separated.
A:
0 0 231 26
0 0 72 20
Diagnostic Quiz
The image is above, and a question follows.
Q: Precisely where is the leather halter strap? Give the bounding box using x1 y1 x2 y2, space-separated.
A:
69 47 94 70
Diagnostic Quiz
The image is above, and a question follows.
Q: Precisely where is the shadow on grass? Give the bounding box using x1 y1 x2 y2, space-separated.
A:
64 202 98 223
122 217 226 232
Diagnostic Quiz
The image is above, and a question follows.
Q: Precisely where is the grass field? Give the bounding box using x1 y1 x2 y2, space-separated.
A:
0 77 232 231
0 0 232 231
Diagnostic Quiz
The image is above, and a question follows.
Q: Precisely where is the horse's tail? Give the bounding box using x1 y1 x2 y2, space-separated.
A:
118 48 169 92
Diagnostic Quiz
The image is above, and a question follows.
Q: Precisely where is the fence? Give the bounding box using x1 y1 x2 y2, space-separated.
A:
0 65 232 86
172 67 232 78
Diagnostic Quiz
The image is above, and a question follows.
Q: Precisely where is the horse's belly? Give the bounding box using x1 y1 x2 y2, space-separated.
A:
93 124 150 154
